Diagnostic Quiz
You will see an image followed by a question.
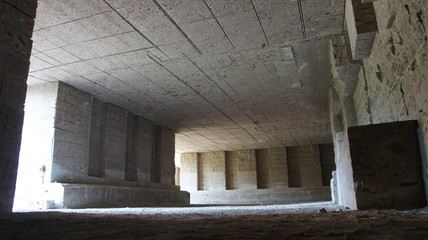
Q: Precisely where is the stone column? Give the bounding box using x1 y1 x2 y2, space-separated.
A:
0 0 37 212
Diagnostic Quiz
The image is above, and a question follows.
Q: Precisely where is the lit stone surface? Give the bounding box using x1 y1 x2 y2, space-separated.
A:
0 0 36 212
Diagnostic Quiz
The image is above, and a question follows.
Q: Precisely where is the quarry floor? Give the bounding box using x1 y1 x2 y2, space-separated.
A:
2 202 428 239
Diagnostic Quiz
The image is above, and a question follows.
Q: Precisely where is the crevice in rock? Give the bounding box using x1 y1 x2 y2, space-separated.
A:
361 65 373 124
417 10 425 30
386 13 397 29
404 4 412 24
400 83 409 116
388 36 396 55
410 60 417 72
376 65 383 82
404 4 410 15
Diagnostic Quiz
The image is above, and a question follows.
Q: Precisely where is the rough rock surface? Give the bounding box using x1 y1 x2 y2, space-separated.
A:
2 202 428 239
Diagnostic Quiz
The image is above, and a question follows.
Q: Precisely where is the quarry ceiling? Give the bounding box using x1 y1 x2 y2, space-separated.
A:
28 0 345 153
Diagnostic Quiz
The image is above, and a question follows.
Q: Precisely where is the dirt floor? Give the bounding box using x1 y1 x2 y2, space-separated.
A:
2 202 428 240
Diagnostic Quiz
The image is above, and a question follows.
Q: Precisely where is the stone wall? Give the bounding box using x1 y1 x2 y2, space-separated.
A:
353 0 428 125
180 144 334 204
103 104 128 182
236 149 257 190
225 151 239 190
0 0 37 212
255 148 288 189
288 145 323 188
180 153 198 191
52 82 93 183
268 148 289 189
330 0 428 209
353 2 428 202
15 82 188 209
198 152 226 191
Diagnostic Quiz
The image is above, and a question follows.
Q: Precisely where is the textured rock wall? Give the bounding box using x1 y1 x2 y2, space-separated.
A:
255 149 271 189
256 148 289 189
0 0 37 212
16 82 182 209
180 145 332 204
103 104 128 182
353 0 428 125
198 152 225 191
226 150 257 190
52 82 93 183
181 145 331 191
330 0 428 209
288 145 323 188
225 151 239 190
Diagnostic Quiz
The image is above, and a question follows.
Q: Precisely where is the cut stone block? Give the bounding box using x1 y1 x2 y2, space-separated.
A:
348 120 426 210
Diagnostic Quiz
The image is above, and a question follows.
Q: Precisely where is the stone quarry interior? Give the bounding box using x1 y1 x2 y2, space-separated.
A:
2 0 428 239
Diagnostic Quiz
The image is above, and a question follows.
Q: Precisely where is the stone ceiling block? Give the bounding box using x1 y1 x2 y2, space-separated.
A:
28 0 343 152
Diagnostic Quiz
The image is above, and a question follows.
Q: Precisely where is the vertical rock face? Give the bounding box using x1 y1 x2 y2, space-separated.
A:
16 82 187 209
180 153 198 191
256 148 288 189
198 152 226 191
180 144 334 204
331 0 428 209
52 82 94 183
348 120 426 210
288 145 323 188
0 0 37 212
353 0 428 125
